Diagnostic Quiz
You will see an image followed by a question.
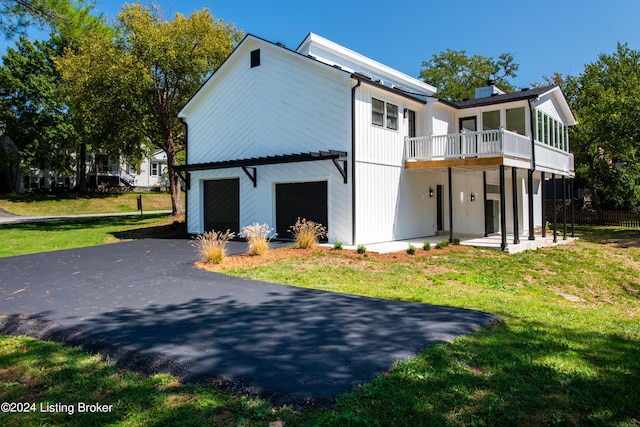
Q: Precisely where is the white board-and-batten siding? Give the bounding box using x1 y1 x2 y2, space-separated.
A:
352 83 436 244
181 37 353 241
183 38 352 164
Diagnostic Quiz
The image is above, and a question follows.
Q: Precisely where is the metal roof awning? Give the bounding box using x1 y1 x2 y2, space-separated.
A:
175 150 348 187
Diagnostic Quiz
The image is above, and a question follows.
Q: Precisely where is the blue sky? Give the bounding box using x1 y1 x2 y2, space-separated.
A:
3 0 639 90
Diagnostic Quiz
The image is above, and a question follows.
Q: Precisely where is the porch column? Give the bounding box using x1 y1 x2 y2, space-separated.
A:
483 171 488 237
512 167 520 244
500 165 507 251
448 167 453 243
562 175 567 240
571 178 575 238
528 169 535 240
541 172 546 238
552 173 557 243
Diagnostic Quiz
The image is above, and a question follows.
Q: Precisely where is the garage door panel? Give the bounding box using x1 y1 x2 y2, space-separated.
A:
204 179 239 234
276 181 328 240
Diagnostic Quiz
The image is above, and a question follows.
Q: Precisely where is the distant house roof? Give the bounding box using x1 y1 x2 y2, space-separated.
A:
440 85 559 109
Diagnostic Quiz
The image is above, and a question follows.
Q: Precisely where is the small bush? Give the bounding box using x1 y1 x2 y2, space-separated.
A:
333 239 343 250
193 229 235 264
435 240 449 250
289 218 327 249
240 223 273 255
423 241 431 251
407 244 416 255
357 244 367 254
452 237 461 245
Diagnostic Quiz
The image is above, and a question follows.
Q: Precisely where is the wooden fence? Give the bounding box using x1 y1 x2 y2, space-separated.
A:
572 209 640 227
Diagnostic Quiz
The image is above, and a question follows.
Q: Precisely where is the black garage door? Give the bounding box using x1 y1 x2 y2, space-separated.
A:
276 181 328 240
204 178 239 234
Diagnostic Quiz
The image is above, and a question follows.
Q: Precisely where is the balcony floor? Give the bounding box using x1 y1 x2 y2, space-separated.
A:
405 156 530 170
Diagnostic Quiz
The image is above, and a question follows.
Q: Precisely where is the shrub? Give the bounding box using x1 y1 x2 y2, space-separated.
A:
452 237 461 245
357 244 367 254
435 240 449 250
407 244 416 255
288 218 327 249
423 241 431 251
192 229 235 264
333 239 343 250
240 223 273 256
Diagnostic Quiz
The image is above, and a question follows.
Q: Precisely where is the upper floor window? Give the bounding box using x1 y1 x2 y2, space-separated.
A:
372 98 384 127
372 98 398 130
506 107 526 135
482 110 500 131
151 162 161 176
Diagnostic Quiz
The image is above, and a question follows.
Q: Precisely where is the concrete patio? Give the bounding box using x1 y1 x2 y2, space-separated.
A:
335 233 577 254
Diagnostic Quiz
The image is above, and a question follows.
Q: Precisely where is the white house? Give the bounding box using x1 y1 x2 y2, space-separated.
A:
177 33 577 250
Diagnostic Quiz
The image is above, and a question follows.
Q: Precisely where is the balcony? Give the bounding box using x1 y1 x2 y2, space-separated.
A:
404 129 574 175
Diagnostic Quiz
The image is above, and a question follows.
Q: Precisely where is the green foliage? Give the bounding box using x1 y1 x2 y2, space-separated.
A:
332 239 343 250
452 236 461 245
423 241 431 251
56 3 243 213
356 244 367 254
419 49 519 101
407 243 416 255
0 35 76 180
0 0 111 40
564 43 640 215
435 240 449 249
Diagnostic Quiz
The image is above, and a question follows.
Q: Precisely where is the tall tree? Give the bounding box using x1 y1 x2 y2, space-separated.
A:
57 4 242 215
563 43 640 217
419 49 519 101
0 0 110 40
0 35 76 189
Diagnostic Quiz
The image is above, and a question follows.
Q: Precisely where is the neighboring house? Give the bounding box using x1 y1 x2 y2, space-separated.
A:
177 33 577 249
16 150 168 192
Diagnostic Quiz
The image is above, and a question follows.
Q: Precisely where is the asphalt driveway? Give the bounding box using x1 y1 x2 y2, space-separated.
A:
0 238 500 406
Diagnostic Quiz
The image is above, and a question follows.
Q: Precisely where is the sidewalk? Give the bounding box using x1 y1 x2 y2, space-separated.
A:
0 209 173 224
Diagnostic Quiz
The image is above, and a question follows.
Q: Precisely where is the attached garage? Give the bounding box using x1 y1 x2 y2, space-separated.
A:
203 178 240 233
275 181 328 240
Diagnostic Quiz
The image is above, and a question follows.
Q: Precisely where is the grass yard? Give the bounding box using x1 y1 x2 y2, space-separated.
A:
0 222 639 426
0 215 185 257
0 192 179 216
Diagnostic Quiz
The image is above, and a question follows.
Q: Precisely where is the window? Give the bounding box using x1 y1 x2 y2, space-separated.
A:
482 110 500 130
371 98 399 130
386 103 398 130
372 98 384 127
250 49 260 68
506 107 526 135
151 162 160 176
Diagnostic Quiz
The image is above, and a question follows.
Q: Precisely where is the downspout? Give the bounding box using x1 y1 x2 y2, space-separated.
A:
351 77 362 246
180 117 189 231
528 99 537 240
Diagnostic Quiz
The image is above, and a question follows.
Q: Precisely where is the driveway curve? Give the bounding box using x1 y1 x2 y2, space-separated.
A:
0 238 500 406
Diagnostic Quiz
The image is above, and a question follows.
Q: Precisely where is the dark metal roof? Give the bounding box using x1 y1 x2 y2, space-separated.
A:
174 150 347 172
440 85 558 109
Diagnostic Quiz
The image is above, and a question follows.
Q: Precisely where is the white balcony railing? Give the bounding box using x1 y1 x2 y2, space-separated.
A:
405 129 574 174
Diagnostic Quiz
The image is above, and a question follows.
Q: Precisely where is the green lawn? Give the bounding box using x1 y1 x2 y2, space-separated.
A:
1 222 639 426
0 192 178 216
0 215 184 257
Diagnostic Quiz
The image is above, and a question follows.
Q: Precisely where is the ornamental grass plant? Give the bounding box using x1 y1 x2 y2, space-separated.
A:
192 229 235 264
288 218 327 249
240 223 273 255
